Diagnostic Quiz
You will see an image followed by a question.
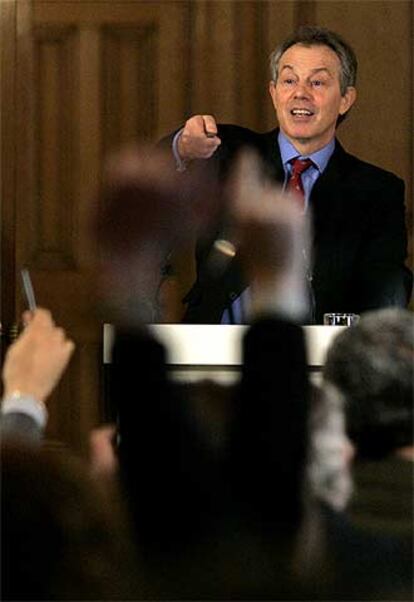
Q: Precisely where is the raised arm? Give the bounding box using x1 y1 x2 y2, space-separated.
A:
229 151 310 322
1 308 75 440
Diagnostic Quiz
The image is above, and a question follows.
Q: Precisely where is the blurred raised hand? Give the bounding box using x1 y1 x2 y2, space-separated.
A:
95 145 222 324
229 151 311 321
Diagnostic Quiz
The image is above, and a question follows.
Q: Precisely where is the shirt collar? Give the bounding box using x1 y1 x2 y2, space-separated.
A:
278 130 335 174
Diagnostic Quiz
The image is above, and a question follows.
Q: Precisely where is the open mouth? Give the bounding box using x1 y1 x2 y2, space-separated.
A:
290 108 315 118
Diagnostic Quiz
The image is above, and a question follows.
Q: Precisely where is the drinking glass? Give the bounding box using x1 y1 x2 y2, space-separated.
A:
323 313 360 326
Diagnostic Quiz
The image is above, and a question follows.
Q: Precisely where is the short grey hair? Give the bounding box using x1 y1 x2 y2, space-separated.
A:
269 26 358 96
323 308 414 459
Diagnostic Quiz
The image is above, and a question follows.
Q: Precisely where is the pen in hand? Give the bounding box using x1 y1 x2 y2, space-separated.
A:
21 268 37 312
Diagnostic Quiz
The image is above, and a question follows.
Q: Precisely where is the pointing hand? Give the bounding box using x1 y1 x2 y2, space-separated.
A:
177 115 221 161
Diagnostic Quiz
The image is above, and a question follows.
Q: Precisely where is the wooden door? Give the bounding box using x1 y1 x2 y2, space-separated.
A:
1 0 190 454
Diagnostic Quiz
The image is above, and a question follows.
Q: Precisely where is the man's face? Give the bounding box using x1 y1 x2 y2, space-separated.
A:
269 43 356 153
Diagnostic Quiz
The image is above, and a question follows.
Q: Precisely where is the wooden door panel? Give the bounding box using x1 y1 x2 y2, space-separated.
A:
11 0 191 453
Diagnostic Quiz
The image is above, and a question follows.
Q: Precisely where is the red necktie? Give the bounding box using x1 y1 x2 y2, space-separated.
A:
287 158 313 210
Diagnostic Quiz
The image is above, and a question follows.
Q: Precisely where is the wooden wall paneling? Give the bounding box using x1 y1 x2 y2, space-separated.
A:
314 1 411 178
0 0 17 350
294 0 317 27
28 22 101 326
33 25 78 269
8 1 193 453
45 346 81 451
13 2 98 452
103 25 158 152
190 0 238 121
78 26 100 268
153 2 190 137
15 0 35 313
34 1 190 138
260 0 297 129
314 0 413 269
233 0 267 130
54 339 102 450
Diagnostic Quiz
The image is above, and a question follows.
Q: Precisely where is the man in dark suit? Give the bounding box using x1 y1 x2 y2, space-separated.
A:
171 26 412 324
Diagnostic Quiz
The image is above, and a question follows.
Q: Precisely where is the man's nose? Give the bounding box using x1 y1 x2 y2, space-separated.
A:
293 83 311 99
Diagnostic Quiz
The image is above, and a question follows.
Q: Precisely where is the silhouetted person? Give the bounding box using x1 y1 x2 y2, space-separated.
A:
323 308 413 538
1 441 142 600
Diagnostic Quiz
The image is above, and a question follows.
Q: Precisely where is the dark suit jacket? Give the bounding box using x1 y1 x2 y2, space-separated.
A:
182 125 412 324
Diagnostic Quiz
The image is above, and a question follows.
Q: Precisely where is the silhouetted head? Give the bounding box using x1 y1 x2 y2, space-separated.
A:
323 308 413 459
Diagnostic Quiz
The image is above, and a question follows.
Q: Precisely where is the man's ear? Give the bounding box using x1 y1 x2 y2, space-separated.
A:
269 81 277 108
339 86 357 116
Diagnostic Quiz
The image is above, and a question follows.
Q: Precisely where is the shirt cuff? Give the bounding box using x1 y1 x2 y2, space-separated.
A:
172 129 188 172
1 392 48 430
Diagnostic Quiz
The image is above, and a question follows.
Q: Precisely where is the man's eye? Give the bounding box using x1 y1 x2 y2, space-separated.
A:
311 80 324 87
284 78 296 85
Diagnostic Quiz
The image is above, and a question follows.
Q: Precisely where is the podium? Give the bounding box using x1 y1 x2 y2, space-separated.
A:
103 324 345 384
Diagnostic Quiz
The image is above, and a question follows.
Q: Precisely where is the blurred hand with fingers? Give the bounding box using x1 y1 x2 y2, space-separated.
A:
95 144 222 325
227 151 311 321
2 308 75 403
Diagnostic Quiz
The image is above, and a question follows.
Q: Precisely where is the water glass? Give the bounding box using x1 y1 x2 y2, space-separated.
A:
323 313 360 326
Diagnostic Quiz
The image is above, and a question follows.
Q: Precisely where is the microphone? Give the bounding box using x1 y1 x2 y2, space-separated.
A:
205 225 239 278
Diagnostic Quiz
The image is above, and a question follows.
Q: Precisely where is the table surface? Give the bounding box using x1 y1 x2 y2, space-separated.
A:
103 323 345 368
